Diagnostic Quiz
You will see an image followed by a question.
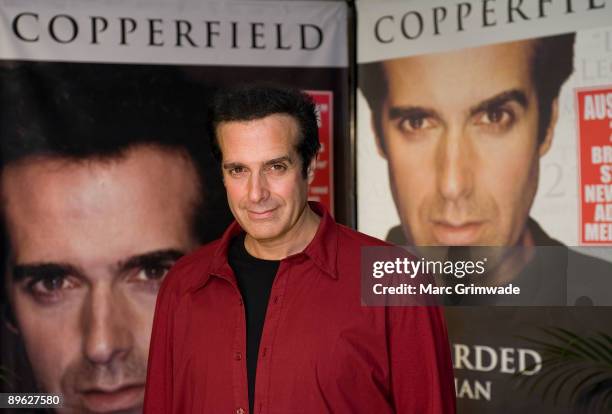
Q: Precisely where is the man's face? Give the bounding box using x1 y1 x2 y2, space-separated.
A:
376 40 555 246
2 145 201 413
218 114 313 243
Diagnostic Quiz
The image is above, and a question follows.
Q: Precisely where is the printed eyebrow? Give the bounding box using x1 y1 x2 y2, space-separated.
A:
118 249 185 273
469 89 528 117
222 162 245 170
10 249 185 282
387 90 528 124
388 106 438 122
12 262 81 281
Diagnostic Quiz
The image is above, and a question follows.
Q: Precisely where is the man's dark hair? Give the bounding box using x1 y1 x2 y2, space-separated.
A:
359 32 576 149
208 83 320 178
0 62 229 245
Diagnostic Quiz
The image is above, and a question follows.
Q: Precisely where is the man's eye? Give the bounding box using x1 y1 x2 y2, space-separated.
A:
135 265 171 282
229 167 246 176
25 276 79 303
477 108 514 126
28 276 70 293
267 163 287 173
397 116 433 133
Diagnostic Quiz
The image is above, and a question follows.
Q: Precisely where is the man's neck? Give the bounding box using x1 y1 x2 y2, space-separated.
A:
244 204 321 260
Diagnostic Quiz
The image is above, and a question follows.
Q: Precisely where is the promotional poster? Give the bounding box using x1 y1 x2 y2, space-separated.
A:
0 1 348 412
357 0 612 412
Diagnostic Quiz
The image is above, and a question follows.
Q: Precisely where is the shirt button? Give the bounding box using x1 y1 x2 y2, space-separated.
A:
236 408 245 414
234 352 242 361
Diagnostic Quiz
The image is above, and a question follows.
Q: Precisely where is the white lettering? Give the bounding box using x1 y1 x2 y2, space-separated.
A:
602 165 612 184
585 223 612 241
594 203 612 221
474 345 498 372
518 348 542 376
454 378 492 401
499 347 516 374
453 344 474 370
584 184 612 202
591 146 612 164
584 93 612 120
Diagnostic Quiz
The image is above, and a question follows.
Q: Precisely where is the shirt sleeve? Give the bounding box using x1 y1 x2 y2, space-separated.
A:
143 270 180 414
388 306 456 413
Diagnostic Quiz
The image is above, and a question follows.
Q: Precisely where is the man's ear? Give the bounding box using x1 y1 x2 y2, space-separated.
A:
307 154 317 185
372 112 387 159
539 99 558 157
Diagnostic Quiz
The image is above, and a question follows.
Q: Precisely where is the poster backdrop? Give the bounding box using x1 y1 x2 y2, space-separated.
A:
357 0 612 412
0 1 349 412
357 0 612 248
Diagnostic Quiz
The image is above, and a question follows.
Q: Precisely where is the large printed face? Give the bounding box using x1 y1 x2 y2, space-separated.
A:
3 145 200 413
218 114 314 245
375 40 556 246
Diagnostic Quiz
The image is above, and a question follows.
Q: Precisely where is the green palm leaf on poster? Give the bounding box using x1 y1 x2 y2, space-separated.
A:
515 328 612 413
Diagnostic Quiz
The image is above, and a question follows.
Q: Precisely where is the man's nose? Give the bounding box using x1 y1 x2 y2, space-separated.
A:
82 286 133 365
248 172 270 204
436 128 475 201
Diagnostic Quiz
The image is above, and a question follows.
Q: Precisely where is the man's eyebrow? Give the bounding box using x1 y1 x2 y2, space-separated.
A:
11 250 186 282
388 106 438 121
11 263 81 282
469 89 528 116
264 156 293 166
222 162 244 170
118 249 185 273
223 156 294 170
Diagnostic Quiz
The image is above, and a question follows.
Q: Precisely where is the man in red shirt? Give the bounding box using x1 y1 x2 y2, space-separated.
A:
144 84 455 413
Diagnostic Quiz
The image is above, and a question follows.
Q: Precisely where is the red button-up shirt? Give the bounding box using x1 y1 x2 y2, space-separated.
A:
144 203 455 413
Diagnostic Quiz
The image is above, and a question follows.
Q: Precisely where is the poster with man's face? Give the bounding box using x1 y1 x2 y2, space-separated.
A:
357 0 612 251
357 0 612 412
0 1 349 412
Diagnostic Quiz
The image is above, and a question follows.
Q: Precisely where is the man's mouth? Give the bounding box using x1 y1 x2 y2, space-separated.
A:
432 220 485 245
247 207 277 220
80 384 144 413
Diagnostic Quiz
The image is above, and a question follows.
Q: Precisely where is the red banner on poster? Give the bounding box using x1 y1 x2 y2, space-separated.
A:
306 90 334 214
577 86 612 244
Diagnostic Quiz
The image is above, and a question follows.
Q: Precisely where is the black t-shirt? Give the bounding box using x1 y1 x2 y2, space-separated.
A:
228 233 279 414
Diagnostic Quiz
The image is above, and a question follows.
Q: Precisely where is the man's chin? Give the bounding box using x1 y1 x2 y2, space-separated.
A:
241 220 284 240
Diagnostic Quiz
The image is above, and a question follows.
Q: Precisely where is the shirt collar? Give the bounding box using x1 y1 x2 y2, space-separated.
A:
197 201 339 290
300 201 339 279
